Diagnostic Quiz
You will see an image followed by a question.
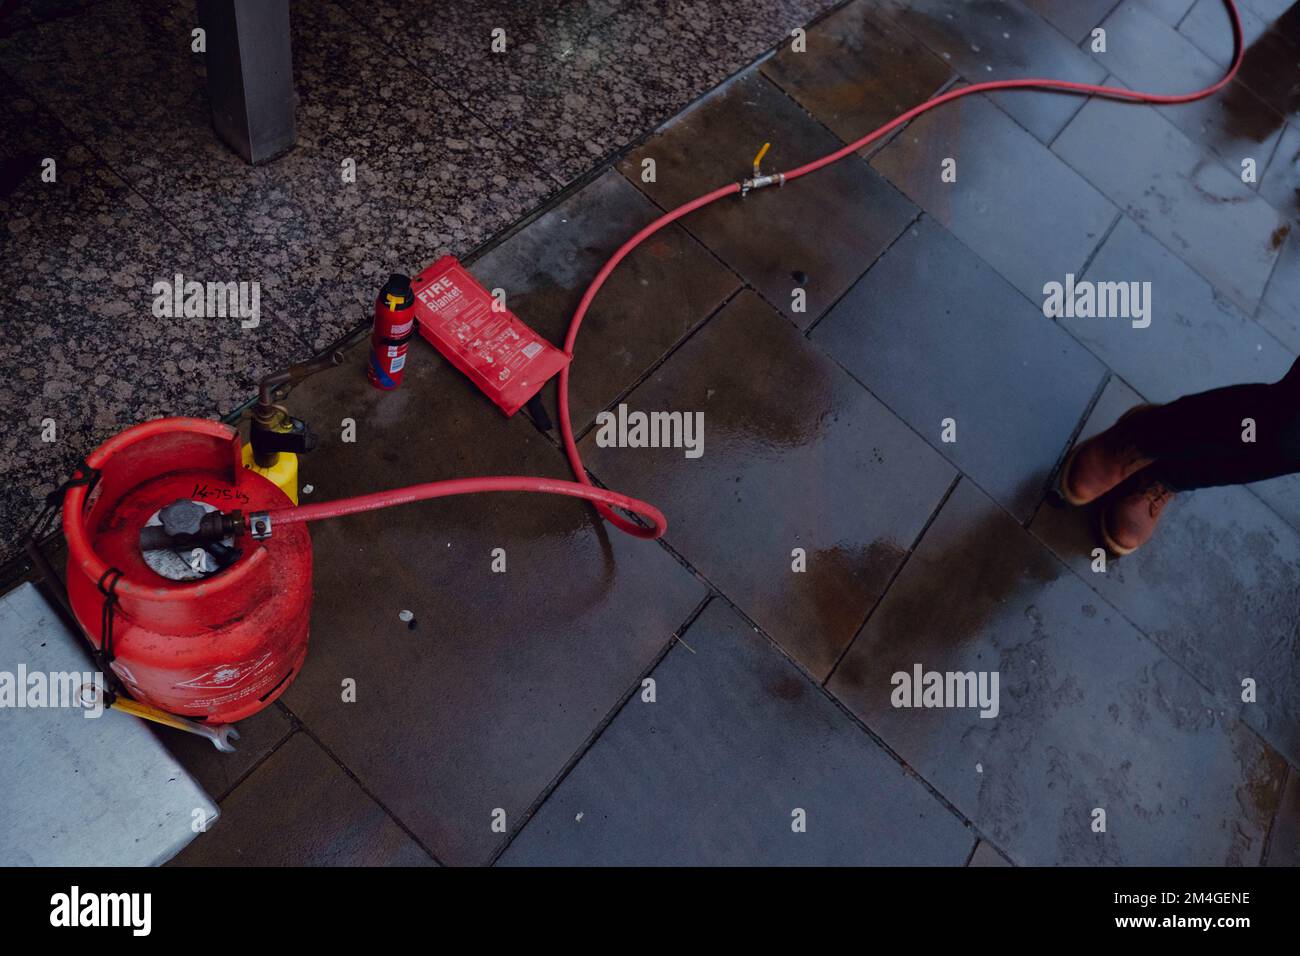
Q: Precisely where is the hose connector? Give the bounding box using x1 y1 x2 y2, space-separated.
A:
741 141 783 196
740 172 785 196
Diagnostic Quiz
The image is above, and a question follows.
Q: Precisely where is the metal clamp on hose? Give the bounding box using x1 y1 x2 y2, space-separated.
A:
248 511 273 540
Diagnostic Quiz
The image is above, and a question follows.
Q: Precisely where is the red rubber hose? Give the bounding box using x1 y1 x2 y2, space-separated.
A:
272 1 1243 539
270 475 667 531
554 0 1243 538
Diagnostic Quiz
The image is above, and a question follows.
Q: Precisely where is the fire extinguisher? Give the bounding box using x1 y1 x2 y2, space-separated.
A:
367 273 416 390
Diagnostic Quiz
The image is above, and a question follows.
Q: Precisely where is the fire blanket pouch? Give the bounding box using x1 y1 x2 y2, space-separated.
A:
412 256 570 416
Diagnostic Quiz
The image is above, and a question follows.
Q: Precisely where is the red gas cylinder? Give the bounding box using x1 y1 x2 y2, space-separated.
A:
62 418 312 723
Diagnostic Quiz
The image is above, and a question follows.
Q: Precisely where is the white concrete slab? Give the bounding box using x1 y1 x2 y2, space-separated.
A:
0 582 218 865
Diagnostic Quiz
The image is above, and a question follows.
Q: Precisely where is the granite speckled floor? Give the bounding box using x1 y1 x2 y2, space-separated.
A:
0 0 843 568
3 0 1299 868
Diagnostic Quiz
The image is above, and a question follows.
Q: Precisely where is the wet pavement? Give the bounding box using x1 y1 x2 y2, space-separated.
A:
581 289 956 679
869 90 1117 306
1066 216 1294 401
1031 377 1300 768
830 478 1285 865
1052 94 1289 314
761 2 955 152
5 0 1299 866
895 0 1107 143
1025 0 1123 43
1268 768 1300 864
618 70 920 329
171 733 434 866
256 347 707 866
499 599 974 866
467 170 740 433
1098 0 1288 167
811 217 1105 521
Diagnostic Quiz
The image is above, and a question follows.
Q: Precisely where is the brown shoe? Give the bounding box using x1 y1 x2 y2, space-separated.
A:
1059 404 1156 506
1101 470 1175 555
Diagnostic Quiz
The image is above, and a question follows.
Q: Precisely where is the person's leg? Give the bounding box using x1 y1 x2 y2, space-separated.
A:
1062 357 1300 504
1130 357 1300 491
1096 357 1300 554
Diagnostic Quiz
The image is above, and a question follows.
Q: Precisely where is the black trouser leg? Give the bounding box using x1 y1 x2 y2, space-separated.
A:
1126 358 1300 491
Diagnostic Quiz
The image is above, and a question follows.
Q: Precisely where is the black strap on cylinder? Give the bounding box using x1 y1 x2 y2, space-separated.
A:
23 458 125 701
96 567 123 668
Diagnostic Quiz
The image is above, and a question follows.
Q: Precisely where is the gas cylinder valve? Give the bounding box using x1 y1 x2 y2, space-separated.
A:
138 499 243 552
249 404 317 467
244 350 343 501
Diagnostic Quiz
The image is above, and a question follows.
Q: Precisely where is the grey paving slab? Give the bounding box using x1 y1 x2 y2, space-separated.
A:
830 478 1287 865
1241 0 1300 18
1031 376 1300 767
580 289 956 680
1180 0 1275 68
870 90 1117 307
968 839 1014 866
277 343 708 867
1024 0 1123 43
1053 94 1289 313
760 0 955 154
1092 0 1287 174
1136 0 1198 24
619 69 919 330
812 216 1106 522
892 0 1107 143
1258 229 1300 350
1065 215 1295 404
157 702 293 803
170 733 434 866
1247 468 1300 535
468 170 741 434
1266 767 1300 865
1260 122 1300 220
498 599 974 866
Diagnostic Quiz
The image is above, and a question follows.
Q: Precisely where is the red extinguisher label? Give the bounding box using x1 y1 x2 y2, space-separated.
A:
368 274 417 390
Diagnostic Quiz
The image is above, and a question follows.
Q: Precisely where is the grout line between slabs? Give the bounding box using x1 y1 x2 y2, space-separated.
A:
486 591 716 865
